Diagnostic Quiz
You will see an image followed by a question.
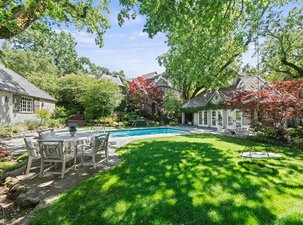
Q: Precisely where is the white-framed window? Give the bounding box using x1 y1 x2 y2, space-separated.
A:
217 110 223 127
211 110 216 127
198 111 203 125
227 110 234 127
236 110 242 128
20 96 33 113
203 111 208 125
198 111 208 126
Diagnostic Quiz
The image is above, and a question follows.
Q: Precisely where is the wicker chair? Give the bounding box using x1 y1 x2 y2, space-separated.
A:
80 133 109 169
24 137 40 174
38 140 76 179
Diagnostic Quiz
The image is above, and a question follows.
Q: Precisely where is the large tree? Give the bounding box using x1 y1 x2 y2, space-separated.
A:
0 0 109 46
7 27 82 75
0 45 59 96
120 0 290 99
259 5 303 80
3 26 106 75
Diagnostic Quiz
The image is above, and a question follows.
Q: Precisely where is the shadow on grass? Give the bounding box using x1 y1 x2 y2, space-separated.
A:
28 134 303 225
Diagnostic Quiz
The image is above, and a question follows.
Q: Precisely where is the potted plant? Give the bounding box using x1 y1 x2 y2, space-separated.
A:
69 123 77 137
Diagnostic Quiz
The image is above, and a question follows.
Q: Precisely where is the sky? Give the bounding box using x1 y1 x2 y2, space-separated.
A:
64 1 168 78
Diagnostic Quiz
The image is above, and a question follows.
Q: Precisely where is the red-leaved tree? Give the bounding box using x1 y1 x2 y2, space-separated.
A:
128 77 163 115
225 80 303 129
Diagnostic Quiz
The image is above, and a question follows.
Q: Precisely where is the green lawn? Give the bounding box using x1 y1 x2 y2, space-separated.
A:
28 134 303 225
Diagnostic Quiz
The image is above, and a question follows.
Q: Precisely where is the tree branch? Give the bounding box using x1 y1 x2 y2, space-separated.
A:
191 86 204 98
0 1 47 39
266 63 297 77
281 58 303 77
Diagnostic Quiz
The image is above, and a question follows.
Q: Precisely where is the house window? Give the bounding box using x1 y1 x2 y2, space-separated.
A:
217 111 223 126
20 96 33 113
198 111 208 126
198 111 203 125
236 110 242 128
227 110 234 126
211 111 216 126
203 111 207 125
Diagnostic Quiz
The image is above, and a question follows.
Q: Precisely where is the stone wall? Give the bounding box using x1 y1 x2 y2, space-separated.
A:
0 90 56 125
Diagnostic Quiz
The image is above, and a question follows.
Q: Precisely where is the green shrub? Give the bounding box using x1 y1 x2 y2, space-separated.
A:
96 116 118 126
0 125 13 137
47 119 63 128
287 126 303 137
35 109 51 125
163 92 182 122
24 120 41 130
11 123 27 134
82 79 123 120
287 126 303 149
53 106 69 121
121 112 142 121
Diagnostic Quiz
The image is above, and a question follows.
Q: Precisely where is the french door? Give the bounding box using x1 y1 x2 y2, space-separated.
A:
211 110 223 128
227 109 242 129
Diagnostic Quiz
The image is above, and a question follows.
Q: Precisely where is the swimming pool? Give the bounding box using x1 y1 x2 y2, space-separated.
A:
107 127 189 138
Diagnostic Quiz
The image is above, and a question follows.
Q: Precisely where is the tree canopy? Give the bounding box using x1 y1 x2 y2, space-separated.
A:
0 0 109 46
259 5 303 80
120 0 293 99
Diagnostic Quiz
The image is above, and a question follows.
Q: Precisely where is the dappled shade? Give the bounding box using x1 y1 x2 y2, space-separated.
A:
28 134 303 225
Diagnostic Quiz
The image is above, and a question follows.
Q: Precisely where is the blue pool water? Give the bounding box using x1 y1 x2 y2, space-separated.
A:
108 128 189 138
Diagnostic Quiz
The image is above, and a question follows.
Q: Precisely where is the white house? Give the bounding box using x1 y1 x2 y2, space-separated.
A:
181 73 268 130
0 64 56 125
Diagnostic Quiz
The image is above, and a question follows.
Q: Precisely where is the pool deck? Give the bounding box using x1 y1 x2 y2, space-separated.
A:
2 125 218 155
109 125 218 149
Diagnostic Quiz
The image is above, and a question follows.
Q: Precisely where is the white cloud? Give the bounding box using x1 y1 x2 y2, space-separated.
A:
73 31 96 44
53 29 96 45
129 31 148 41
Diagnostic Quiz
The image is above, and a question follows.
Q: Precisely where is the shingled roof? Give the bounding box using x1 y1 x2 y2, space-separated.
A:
182 73 268 110
96 74 127 87
0 64 56 101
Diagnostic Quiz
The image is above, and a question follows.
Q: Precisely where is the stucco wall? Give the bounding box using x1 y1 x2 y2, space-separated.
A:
0 91 56 125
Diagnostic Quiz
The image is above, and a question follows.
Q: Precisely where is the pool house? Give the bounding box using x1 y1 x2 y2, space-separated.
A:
181 73 268 130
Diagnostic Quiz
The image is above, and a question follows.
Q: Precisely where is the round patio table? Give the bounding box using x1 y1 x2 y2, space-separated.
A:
42 132 96 150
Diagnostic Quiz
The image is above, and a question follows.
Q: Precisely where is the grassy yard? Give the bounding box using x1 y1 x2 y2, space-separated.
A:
28 134 303 225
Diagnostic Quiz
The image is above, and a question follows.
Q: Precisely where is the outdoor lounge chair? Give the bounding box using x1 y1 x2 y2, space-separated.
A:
38 140 76 179
24 137 40 174
80 133 109 169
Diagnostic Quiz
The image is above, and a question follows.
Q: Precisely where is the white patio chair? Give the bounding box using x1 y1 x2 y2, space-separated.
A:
81 133 109 169
38 140 76 179
24 137 40 174
37 129 55 139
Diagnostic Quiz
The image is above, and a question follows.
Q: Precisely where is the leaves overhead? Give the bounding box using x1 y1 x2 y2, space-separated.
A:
0 0 110 46
259 4 303 80
120 0 289 99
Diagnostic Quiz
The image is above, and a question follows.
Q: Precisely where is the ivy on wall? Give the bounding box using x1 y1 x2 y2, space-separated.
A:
181 102 227 113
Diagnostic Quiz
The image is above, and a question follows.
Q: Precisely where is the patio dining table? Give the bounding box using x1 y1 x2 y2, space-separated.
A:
41 132 96 151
